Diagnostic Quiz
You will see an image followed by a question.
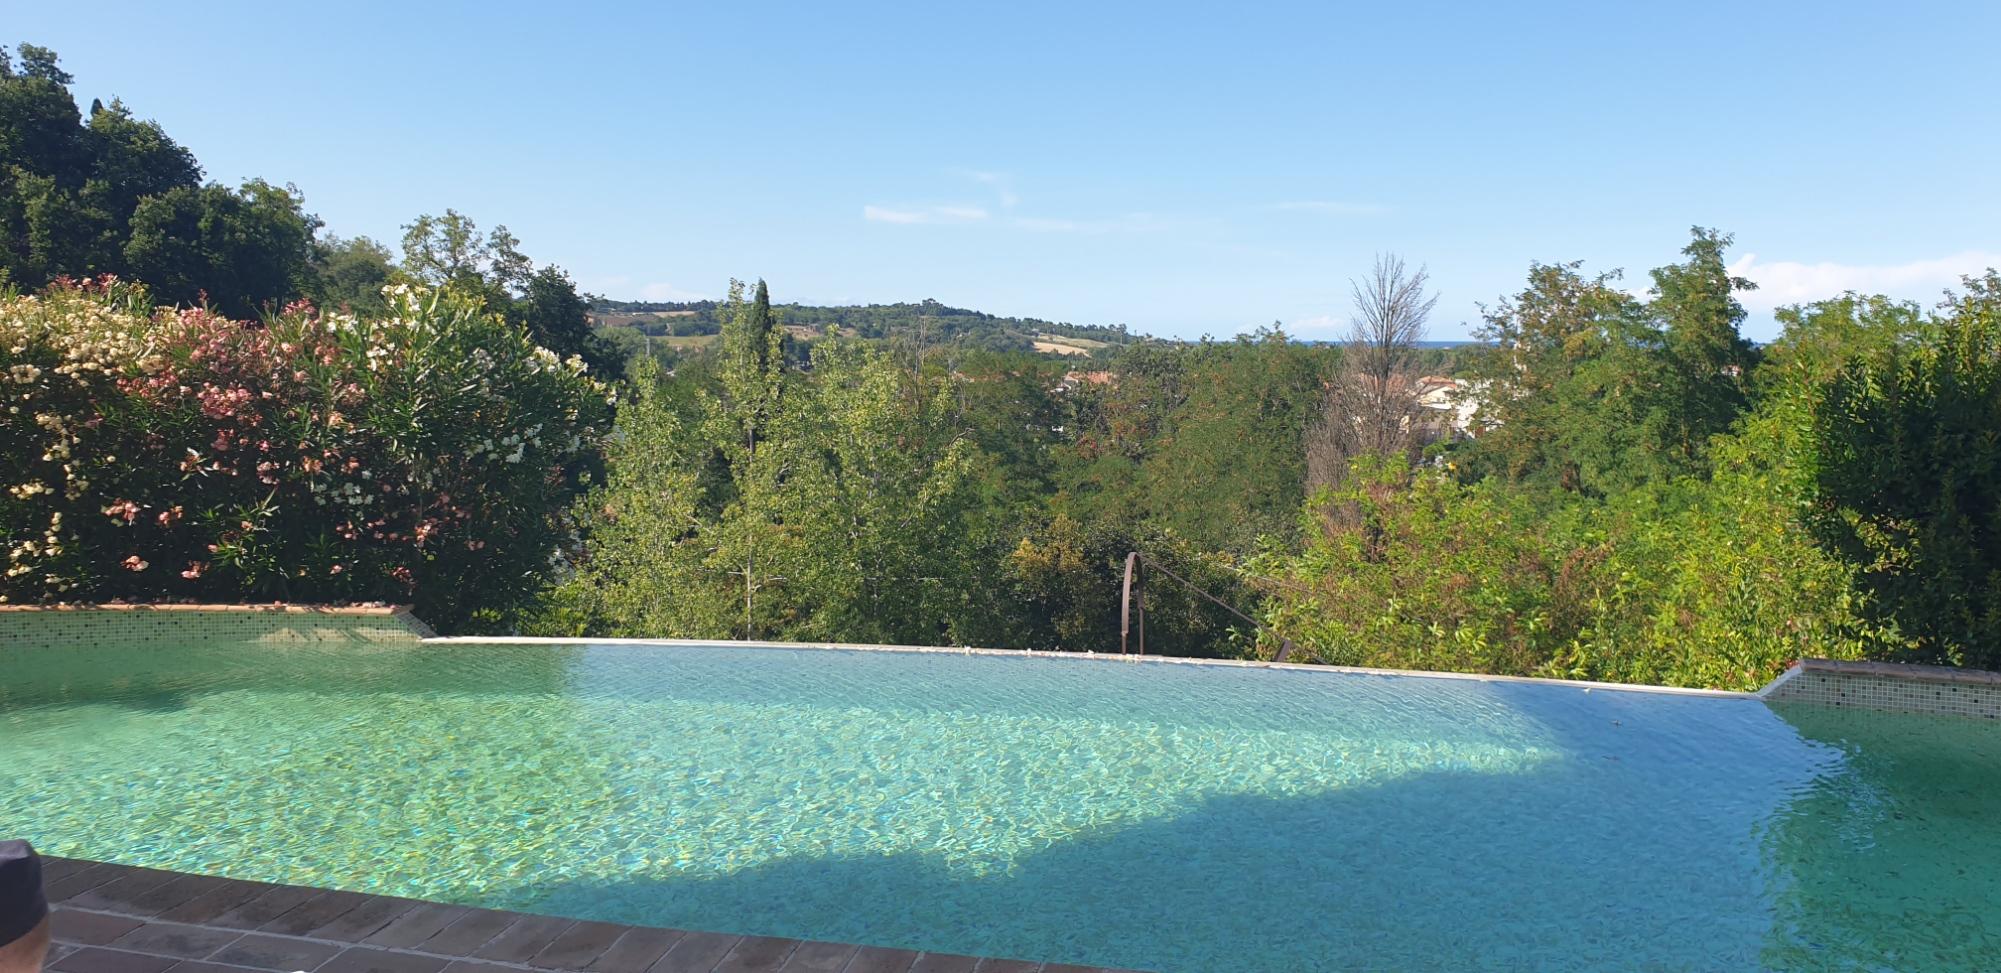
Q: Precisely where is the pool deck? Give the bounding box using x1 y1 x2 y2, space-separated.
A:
40 858 1148 973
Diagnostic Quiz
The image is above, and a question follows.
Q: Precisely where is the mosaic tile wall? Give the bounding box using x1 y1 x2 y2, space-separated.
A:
0 605 434 649
1762 660 2001 719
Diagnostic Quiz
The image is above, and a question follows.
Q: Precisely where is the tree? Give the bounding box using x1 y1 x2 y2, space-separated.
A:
1307 253 1435 486
0 45 316 314
537 356 705 637
306 234 396 315
1808 272 2001 667
786 342 986 643
398 210 619 371
702 279 794 638
1461 261 1657 493
1758 292 1923 392
399 209 529 295
9 44 72 85
1643 227 1758 469
517 264 620 373
122 179 317 317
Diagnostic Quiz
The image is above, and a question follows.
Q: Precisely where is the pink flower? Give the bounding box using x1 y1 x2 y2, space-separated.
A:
329 563 344 575
122 556 149 571
180 562 206 579
105 500 141 523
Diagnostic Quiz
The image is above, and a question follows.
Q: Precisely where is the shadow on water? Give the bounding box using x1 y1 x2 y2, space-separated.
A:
472 704 2001 973
488 764 1790 973
15 641 2000 970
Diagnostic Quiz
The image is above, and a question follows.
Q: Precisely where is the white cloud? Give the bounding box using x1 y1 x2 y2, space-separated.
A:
1270 200 1389 216
638 281 709 302
1728 251 2001 311
863 204 990 225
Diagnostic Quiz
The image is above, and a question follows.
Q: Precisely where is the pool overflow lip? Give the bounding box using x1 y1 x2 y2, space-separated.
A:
424 635 1759 699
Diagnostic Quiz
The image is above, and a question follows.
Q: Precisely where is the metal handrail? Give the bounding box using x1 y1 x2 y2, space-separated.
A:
1120 551 1296 663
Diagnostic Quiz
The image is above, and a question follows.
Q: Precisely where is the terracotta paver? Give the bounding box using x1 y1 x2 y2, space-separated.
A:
206 886 323 931
256 889 370 936
774 940 855 972
104 923 243 959
44 865 119 902
587 926 687 973
712 935 797 972
363 904 473 950
468 914 574 963
49 911 144 946
649 931 744 973
841 946 921 973
908 954 981 973
50 947 179 973
308 896 419 942
118 876 237 919
155 882 271 926
37 858 1153 973
417 908 520 956
206 933 343 971
64 869 181 912
438 962 519 973
159 961 267 973
531 920 629 969
315 947 451 973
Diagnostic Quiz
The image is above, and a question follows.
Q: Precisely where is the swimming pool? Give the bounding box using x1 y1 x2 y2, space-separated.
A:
4 641 1999 971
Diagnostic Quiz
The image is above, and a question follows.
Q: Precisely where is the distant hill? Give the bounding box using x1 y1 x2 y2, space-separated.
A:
593 297 1135 357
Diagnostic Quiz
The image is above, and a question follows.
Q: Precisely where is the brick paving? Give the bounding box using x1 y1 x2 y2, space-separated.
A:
38 858 1148 973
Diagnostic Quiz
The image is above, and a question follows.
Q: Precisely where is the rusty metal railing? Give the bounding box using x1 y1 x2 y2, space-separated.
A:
1120 551 1296 663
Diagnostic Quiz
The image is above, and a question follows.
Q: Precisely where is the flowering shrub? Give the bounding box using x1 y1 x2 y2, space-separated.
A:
1 277 613 629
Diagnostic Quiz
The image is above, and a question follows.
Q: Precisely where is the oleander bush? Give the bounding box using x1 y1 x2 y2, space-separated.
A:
0 277 613 629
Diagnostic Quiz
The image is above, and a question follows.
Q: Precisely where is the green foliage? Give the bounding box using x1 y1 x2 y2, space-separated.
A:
1059 328 1334 552
122 179 317 317
399 209 620 373
1253 448 1895 690
1642 227 1759 470
0 47 317 316
540 283 993 645
1461 261 1656 493
0 279 613 629
1808 273 2001 667
1252 456 1577 677
1254 230 1965 689
306 235 396 316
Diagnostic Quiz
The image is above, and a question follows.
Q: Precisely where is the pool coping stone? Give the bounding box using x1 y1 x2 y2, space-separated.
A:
40 858 1150 973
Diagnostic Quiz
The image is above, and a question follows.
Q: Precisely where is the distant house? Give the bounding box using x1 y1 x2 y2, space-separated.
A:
1053 370 1115 394
1415 375 1482 441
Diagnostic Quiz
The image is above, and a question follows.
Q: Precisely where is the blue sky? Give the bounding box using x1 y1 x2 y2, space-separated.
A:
12 1 1999 339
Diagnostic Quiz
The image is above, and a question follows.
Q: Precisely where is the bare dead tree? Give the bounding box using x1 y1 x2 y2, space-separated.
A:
1306 254 1437 491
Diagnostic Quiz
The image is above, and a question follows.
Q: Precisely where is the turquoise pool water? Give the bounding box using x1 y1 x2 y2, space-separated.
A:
4 641 1999 971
